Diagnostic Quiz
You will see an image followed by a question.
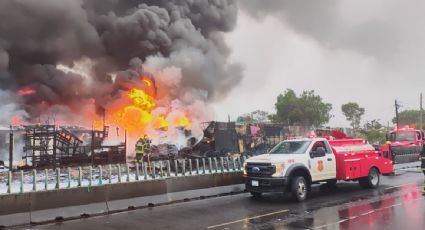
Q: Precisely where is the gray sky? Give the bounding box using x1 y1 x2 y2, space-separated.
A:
214 0 425 127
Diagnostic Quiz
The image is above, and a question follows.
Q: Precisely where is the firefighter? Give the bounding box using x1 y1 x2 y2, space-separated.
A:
135 138 144 163
135 135 151 163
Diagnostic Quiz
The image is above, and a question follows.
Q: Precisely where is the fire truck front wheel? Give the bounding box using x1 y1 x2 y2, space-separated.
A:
291 176 308 202
359 167 380 189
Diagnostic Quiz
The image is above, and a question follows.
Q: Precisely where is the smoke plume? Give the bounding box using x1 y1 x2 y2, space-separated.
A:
0 0 242 125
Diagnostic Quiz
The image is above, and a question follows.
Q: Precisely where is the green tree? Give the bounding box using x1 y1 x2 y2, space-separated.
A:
341 102 365 134
237 110 270 124
360 130 387 144
271 89 332 126
392 109 423 129
365 119 382 130
251 110 270 123
362 119 386 144
236 114 254 124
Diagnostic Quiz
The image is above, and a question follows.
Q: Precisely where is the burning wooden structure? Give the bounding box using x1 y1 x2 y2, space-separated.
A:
20 125 126 169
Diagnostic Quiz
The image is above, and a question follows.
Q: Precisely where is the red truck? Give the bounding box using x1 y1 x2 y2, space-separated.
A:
381 127 425 176
244 136 394 201
382 127 424 164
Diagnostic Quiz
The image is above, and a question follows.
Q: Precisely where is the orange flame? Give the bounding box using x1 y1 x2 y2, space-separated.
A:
143 79 152 87
17 87 35 96
111 106 153 134
11 115 24 126
128 89 156 111
174 116 192 129
93 119 103 130
153 115 169 130
91 75 192 138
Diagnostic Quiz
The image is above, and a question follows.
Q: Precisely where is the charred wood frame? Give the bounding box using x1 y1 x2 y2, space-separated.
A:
21 125 126 169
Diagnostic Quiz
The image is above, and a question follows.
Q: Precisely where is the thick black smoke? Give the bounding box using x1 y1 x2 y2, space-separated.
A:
0 0 241 123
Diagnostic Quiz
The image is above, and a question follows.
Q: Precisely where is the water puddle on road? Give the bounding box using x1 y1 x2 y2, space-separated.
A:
281 183 425 230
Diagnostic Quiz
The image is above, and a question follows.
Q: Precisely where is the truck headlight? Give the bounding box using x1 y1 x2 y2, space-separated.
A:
272 163 285 177
243 162 247 175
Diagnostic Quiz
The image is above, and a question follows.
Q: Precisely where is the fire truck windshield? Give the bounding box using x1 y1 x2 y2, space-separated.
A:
389 131 416 142
269 140 311 154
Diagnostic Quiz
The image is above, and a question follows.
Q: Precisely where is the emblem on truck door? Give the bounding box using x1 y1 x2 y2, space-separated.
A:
252 167 260 173
318 160 324 172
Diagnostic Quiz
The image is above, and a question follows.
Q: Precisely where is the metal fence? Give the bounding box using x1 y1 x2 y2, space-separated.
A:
0 156 246 195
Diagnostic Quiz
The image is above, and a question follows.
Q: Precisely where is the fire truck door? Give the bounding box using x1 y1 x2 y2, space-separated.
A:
323 143 336 179
310 141 336 181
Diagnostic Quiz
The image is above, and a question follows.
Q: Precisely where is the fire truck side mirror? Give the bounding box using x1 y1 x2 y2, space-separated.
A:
385 133 389 141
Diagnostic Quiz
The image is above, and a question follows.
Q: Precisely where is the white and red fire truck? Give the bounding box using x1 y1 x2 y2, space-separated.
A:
243 135 394 202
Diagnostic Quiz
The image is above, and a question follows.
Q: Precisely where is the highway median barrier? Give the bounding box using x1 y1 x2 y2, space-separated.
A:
0 157 245 227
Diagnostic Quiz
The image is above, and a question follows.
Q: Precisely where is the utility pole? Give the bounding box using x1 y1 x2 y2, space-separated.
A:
9 125 13 171
419 93 423 130
395 100 400 129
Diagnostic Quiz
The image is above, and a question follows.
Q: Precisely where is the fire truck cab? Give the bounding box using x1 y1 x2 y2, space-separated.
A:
387 127 424 145
244 137 394 202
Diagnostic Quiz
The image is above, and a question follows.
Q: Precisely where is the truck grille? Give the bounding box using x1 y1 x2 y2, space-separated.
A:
391 146 421 155
246 163 275 177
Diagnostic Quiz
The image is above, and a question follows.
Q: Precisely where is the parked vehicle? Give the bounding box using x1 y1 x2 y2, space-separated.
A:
244 136 394 202
384 127 424 164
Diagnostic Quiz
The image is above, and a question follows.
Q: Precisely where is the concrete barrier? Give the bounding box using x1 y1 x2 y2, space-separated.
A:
30 202 109 224
0 172 244 227
0 193 31 226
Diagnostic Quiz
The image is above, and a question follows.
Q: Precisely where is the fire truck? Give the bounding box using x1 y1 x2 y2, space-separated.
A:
382 127 424 164
243 136 394 202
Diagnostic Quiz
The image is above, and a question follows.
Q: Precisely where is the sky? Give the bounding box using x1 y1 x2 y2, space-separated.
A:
1 0 425 129
214 0 425 127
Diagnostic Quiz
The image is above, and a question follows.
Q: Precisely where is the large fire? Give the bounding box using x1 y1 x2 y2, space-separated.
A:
10 66 201 151
93 76 192 139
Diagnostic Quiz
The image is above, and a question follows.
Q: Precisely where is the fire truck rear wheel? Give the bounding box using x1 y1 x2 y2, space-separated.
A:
291 176 308 202
359 167 380 189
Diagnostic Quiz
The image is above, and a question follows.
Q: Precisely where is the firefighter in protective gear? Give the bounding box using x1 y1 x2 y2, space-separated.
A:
136 135 151 163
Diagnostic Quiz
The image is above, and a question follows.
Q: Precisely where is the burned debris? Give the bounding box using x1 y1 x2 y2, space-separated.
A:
19 125 126 169
0 120 330 171
136 122 317 164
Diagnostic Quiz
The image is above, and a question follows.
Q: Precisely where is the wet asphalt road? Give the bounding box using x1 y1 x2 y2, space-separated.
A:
23 171 425 230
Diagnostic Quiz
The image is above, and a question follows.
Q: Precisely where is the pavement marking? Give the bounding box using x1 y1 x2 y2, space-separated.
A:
207 209 289 229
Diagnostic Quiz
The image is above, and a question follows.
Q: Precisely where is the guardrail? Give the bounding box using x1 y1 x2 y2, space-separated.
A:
0 156 246 195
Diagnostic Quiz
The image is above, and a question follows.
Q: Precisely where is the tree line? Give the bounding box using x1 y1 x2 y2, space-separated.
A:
237 88 422 144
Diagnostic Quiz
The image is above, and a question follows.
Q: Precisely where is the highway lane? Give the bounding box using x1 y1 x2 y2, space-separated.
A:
23 171 425 230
